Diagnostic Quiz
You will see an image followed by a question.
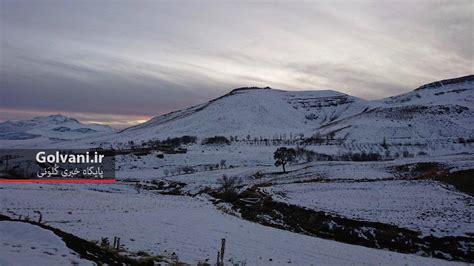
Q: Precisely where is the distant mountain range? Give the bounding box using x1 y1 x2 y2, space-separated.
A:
0 114 115 141
1 75 473 149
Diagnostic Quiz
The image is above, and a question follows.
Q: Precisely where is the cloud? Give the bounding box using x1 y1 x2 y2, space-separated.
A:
1 0 472 125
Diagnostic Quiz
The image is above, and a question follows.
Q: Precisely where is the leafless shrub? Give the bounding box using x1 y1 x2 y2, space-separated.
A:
217 175 241 201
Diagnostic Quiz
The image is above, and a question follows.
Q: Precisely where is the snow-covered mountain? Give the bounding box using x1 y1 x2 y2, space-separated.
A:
0 114 115 141
118 87 369 140
2 75 472 149
115 75 473 145
319 75 474 143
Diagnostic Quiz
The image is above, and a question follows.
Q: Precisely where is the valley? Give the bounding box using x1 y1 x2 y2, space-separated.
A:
0 75 473 265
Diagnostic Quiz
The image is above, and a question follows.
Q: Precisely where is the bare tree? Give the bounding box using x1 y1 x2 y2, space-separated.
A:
217 175 241 201
220 159 227 169
182 166 195 174
134 183 143 194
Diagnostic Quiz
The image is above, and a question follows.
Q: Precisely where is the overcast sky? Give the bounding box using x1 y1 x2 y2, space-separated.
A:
1 0 473 128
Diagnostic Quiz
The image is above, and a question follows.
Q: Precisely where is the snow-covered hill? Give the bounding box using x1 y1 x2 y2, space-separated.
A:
0 114 115 142
113 75 473 146
117 87 369 141
319 75 474 143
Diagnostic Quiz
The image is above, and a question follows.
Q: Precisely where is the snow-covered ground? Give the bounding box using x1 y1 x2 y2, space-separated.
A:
0 221 93 266
266 180 473 237
0 183 465 265
112 144 474 191
1 136 473 262
112 147 474 238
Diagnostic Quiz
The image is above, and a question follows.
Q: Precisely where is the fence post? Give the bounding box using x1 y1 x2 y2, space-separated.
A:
220 238 226 265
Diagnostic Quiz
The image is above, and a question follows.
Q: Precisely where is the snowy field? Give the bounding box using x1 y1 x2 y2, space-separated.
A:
0 221 93 265
0 183 465 265
266 180 473 237
115 144 474 181
1 140 473 264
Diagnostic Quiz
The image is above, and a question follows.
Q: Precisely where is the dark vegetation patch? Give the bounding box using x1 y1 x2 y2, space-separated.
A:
436 169 474 196
104 136 195 157
393 162 473 195
339 152 382 161
393 162 447 180
289 177 396 184
160 135 197 146
125 179 187 196
208 186 473 262
202 136 231 145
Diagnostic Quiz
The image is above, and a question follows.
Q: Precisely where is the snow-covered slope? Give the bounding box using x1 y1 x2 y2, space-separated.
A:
117 87 369 141
383 75 474 108
0 114 115 142
0 221 93 265
318 75 474 143
0 183 463 265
